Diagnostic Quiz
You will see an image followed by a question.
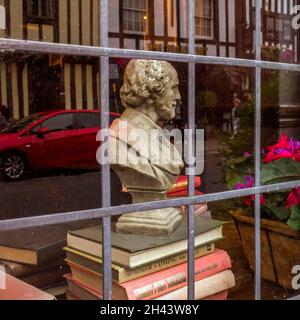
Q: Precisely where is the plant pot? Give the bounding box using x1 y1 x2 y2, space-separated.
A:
230 209 300 290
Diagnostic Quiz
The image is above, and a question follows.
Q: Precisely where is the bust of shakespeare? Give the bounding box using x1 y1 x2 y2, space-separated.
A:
106 59 184 236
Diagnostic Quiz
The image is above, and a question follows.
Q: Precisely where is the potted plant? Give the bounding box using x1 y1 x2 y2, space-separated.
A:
227 133 300 289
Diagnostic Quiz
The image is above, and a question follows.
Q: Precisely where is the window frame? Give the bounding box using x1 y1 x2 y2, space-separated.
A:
194 0 214 40
122 0 149 34
25 0 56 24
264 13 293 43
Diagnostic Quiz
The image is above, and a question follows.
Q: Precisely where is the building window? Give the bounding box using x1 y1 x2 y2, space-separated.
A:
265 15 292 42
26 0 55 22
195 0 214 39
123 0 148 33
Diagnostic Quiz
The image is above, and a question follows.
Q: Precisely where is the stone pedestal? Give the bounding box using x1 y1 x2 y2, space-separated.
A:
116 192 182 236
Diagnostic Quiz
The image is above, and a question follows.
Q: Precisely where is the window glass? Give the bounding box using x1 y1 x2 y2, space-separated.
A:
40 113 74 131
1 114 44 133
0 0 299 63
195 0 214 38
123 0 148 33
26 0 55 22
76 112 100 129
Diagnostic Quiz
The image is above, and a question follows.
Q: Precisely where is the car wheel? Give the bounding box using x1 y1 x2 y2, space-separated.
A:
1 152 27 181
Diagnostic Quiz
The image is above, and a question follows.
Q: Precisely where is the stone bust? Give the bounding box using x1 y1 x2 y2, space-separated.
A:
108 59 184 236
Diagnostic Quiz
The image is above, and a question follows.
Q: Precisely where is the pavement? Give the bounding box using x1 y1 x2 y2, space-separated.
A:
0 170 131 220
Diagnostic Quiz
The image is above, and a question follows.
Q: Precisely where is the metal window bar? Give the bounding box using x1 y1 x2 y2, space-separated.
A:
0 0 300 300
99 0 112 301
0 180 299 230
187 0 196 301
254 0 262 301
3 39 300 71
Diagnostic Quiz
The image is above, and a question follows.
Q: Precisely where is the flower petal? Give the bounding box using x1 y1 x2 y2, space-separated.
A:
286 189 300 208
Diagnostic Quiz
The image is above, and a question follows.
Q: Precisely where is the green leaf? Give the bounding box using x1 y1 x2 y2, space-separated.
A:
226 173 244 190
267 191 289 203
261 158 300 185
226 156 255 189
268 206 290 221
287 207 300 231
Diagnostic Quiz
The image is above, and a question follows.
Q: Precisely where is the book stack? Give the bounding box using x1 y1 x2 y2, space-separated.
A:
167 176 211 219
0 220 99 299
64 217 236 300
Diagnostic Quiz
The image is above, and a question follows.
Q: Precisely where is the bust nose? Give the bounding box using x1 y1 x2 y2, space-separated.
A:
175 91 181 104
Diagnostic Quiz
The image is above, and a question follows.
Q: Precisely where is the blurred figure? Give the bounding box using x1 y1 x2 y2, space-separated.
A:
0 104 10 121
243 91 253 104
231 92 241 139
0 110 8 131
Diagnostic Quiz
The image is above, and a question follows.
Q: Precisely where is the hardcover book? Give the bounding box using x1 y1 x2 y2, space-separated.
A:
64 243 215 283
156 270 235 300
67 217 224 268
66 249 231 300
0 257 66 278
0 220 99 265
64 273 102 300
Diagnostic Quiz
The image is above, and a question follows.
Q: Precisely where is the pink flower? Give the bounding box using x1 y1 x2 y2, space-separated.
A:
280 49 295 62
234 175 254 190
244 152 252 158
115 58 129 68
234 176 267 207
264 132 300 163
286 188 300 209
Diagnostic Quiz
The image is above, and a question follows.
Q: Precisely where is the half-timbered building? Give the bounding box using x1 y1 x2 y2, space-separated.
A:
0 0 298 120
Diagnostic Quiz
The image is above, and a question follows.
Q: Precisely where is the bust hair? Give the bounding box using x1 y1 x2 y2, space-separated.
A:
120 59 175 109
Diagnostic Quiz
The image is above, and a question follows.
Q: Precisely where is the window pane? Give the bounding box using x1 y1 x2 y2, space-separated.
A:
1 1 299 63
41 113 74 131
261 2 299 64
77 112 100 129
0 0 262 58
195 65 255 194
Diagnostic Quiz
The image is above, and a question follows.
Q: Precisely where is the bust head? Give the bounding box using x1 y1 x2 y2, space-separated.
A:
120 59 181 123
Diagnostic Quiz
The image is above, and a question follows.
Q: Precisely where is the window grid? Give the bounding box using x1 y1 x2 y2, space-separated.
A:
265 15 292 42
26 0 55 22
123 0 148 33
0 0 300 301
195 0 214 38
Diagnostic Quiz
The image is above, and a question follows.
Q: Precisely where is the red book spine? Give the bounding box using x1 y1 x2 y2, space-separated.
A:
167 176 201 197
122 249 231 300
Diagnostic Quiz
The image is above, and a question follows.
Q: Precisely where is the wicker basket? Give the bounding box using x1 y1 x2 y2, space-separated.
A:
230 209 300 289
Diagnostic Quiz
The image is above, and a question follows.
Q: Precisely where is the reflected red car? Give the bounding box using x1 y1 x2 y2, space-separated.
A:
0 110 120 181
